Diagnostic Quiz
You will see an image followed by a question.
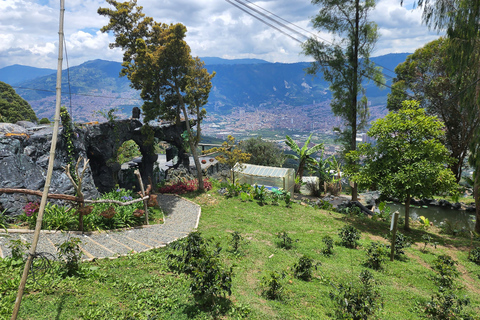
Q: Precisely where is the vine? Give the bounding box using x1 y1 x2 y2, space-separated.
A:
60 106 77 183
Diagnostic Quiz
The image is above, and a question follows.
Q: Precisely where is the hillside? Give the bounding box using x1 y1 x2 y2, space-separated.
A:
2 53 410 122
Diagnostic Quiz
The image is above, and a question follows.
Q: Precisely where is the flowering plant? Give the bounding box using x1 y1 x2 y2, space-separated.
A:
201 159 207 164
24 202 40 217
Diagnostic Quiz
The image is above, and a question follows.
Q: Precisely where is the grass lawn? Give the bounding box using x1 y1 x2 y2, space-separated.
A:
1 187 480 319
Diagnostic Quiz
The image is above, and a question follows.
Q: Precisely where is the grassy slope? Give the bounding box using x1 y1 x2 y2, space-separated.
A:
8 189 480 319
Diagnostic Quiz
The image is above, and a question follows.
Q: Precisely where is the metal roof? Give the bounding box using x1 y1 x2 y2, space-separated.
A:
233 163 293 178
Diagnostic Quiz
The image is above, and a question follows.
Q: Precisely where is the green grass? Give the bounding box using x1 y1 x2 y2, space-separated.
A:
1 188 479 319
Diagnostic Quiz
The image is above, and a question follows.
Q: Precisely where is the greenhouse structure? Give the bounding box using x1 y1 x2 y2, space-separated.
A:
232 163 295 195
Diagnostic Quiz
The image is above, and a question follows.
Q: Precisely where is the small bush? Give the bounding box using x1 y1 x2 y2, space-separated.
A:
229 231 246 254
55 237 83 277
364 242 388 270
385 231 411 259
293 255 319 281
261 271 286 300
431 254 459 290
338 225 361 249
424 291 472 320
421 234 438 252
38 117 51 124
276 231 297 249
158 178 212 194
329 270 383 320
321 235 334 256
468 247 480 265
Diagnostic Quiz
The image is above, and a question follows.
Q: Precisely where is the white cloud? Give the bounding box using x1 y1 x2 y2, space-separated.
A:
0 0 443 69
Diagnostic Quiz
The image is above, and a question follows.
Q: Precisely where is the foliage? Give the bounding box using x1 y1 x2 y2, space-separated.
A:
321 235 335 256
364 241 388 270
158 178 212 194
424 291 473 320
241 136 286 167
276 231 297 249
38 117 50 124
0 81 37 123
7 239 29 261
98 0 215 192
285 133 323 191
419 216 431 230
347 100 458 230
387 37 479 183
329 270 383 320
116 139 141 164
55 237 84 277
261 271 287 300
293 255 319 281
469 247 480 265
167 232 233 306
387 231 412 259
0 210 7 232
421 234 438 252
229 231 245 254
302 0 385 200
253 184 268 205
60 106 77 179
431 254 460 290
371 201 391 222
310 152 343 195
338 225 361 249
93 107 120 122
208 135 251 183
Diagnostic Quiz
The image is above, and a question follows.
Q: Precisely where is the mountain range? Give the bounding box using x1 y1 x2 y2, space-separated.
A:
0 53 409 122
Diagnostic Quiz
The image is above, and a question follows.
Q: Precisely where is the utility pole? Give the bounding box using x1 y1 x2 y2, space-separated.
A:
11 1 65 318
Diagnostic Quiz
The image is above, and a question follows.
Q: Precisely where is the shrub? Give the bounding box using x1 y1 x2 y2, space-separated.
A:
261 271 286 300
431 254 459 290
424 291 472 320
364 242 388 270
321 235 334 256
241 136 286 167
229 231 245 254
158 178 212 194
38 117 51 124
468 247 480 265
329 270 383 320
386 231 412 259
276 231 297 249
338 225 361 249
293 255 319 281
55 237 83 277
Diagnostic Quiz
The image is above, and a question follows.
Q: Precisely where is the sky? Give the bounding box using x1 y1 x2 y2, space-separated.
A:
0 0 442 69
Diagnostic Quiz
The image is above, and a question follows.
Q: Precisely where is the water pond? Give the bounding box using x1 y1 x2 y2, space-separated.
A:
385 202 476 230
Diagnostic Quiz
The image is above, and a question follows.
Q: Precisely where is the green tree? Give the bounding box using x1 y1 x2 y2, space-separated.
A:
346 101 458 230
241 137 286 167
208 135 251 184
98 0 214 191
285 134 324 192
410 0 480 232
387 37 479 182
302 0 385 201
0 81 37 123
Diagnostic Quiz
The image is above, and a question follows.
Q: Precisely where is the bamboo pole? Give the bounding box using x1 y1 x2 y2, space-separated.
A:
11 1 65 318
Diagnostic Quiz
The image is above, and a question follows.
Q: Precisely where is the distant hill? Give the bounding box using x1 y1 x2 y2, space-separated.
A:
0 64 55 85
5 53 410 121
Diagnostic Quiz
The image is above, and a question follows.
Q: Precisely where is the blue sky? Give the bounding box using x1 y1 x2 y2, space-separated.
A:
0 0 441 69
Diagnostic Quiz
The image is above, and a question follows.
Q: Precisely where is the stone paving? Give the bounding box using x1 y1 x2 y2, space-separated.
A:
0 194 201 260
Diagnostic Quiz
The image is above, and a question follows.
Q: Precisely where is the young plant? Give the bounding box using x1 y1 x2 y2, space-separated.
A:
261 271 286 300
283 191 292 208
338 225 361 249
421 234 438 252
55 237 84 277
364 242 388 270
373 201 391 222
329 270 383 320
7 239 30 261
386 231 412 259
276 231 297 249
424 291 472 319
321 235 334 256
293 255 320 281
229 231 246 254
431 254 459 290
254 184 268 205
468 247 480 265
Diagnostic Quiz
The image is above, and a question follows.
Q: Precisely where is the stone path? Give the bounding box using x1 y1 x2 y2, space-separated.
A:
0 194 201 260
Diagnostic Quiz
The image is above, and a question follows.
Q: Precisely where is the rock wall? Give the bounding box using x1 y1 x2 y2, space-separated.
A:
0 120 187 217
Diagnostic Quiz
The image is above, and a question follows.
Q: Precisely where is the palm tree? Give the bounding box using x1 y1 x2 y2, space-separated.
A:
285 134 324 192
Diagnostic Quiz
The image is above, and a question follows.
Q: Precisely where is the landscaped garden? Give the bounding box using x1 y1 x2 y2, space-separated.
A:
1 181 479 319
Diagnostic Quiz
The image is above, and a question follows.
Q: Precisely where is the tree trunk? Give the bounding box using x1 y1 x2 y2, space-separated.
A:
474 167 480 233
178 93 204 192
351 0 360 202
404 194 411 231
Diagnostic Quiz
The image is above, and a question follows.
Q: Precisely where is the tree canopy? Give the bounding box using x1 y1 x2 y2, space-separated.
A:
387 37 479 182
0 81 37 123
302 0 385 201
241 137 285 168
347 101 458 230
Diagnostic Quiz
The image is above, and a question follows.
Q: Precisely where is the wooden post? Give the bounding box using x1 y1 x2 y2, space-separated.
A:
390 211 399 261
134 169 149 224
11 1 65 318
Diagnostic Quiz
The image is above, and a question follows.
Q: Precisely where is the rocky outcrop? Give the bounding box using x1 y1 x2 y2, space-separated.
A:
0 120 187 216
